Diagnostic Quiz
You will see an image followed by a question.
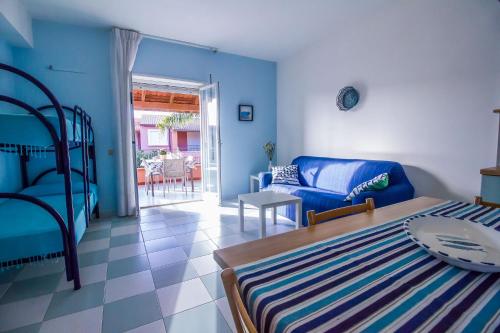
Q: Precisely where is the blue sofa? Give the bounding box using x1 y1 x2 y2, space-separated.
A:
259 156 415 226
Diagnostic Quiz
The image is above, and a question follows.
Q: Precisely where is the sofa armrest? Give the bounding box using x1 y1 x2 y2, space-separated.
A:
258 172 273 190
351 183 415 208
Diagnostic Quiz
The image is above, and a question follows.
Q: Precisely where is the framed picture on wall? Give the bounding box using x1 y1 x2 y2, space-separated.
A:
239 104 253 121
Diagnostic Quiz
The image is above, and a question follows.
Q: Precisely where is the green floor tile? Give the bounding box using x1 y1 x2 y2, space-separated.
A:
0 267 22 284
44 282 105 320
3 323 42 333
200 272 226 300
81 229 111 242
102 292 162 333
164 302 231 333
78 249 109 267
151 261 198 288
106 255 150 279
110 233 143 247
0 273 61 304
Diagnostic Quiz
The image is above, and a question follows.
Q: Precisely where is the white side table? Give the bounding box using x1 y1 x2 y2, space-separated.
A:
238 191 302 238
249 174 260 192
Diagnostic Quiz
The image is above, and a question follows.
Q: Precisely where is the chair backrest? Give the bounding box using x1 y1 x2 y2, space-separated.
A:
291 156 411 194
164 158 185 177
221 269 257 333
307 198 375 225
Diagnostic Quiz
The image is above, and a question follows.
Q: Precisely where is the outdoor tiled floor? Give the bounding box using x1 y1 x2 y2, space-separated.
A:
138 182 203 208
0 200 296 332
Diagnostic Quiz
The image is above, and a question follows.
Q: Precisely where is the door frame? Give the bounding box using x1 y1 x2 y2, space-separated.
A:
199 82 222 205
130 73 208 210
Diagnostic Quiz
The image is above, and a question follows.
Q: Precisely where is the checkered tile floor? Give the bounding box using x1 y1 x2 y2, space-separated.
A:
0 200 295 333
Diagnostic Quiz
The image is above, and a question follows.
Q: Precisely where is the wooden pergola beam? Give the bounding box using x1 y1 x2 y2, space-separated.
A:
133 100 199 112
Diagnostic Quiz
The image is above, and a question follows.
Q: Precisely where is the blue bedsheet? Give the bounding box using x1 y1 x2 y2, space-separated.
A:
0 111 82 146
0 192 90 263
20 181 98 209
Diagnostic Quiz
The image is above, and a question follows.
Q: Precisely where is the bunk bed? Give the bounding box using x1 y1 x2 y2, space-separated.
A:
0 63 99 290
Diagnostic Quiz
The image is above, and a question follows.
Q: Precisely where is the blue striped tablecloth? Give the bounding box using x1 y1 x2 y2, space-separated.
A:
234 201 500 333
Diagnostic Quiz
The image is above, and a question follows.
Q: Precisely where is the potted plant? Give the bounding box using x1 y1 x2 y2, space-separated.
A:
263 141 275 171
136 150 146 185
159 149 167 160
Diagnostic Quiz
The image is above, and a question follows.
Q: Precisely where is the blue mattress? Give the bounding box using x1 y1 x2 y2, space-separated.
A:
0 193 90 263
20 181 98 209
0 111 82 146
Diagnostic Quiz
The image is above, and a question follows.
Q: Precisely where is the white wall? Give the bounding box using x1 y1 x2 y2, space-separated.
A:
277 0 500 201
0 0 33 47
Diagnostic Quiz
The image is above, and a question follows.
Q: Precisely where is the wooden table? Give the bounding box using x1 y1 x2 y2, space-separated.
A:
214 196 445 269
238 191 302 239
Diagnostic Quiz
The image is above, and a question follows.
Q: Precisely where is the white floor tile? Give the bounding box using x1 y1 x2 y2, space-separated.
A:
108 242 146 261
140 221 168 232
78 238 110 254
56 263 107 291
0 294 52 331
111 224 141 237
104 270 155 303
156 278 212 317
212 234 248 248
147 247 187 269
174 231 209 245
39 306 103 333
203 226 236 239
125 320 166 333
189 255 221 276
215 297 237 333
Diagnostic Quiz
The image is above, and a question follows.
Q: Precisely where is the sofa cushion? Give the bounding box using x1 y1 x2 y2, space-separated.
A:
271 165 300 186
345 173 389 201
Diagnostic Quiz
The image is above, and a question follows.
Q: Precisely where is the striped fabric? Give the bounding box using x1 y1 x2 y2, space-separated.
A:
234 201 500 333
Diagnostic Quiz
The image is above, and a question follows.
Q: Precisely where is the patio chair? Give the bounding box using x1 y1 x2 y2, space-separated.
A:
143 159 163 196
163 158 187 195
185 156 198 192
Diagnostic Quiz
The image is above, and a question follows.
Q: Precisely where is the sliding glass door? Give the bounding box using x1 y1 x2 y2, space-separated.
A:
200 82 221 203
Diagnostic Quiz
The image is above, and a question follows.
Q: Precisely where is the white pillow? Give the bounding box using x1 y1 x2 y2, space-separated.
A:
271 165 300 186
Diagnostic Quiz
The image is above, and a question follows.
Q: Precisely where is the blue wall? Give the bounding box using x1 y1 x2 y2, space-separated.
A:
0 39 22 193
134 40 276 200
12 21 117 216
0 20 276 213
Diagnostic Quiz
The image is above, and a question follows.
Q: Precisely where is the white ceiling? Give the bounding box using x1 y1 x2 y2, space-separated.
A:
20 0 384 61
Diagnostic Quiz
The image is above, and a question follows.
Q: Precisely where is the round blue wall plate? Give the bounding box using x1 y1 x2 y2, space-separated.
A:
337 86 359 111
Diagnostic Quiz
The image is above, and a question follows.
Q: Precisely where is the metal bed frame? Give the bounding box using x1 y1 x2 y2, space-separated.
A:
0 63 98 290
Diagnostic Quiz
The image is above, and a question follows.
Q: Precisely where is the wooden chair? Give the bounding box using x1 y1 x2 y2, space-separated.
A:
474 196 500 208
221 269 257 333
307 198 375 226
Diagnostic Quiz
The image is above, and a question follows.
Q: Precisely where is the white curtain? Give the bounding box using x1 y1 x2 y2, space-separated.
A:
111 28 142 216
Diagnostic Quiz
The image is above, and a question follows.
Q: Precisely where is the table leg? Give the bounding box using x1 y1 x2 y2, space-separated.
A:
272 206 277 225
239 199 244 232
260 207 266 238
191 171 194 192
295 200 302 229
151 174 155 197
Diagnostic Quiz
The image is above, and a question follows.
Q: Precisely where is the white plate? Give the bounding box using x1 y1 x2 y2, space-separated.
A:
404 215 500 272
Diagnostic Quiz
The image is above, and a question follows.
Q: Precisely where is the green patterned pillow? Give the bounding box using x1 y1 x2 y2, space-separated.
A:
345 173 389 201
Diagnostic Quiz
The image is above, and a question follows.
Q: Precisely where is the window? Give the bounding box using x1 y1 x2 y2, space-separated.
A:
147 129 168 146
